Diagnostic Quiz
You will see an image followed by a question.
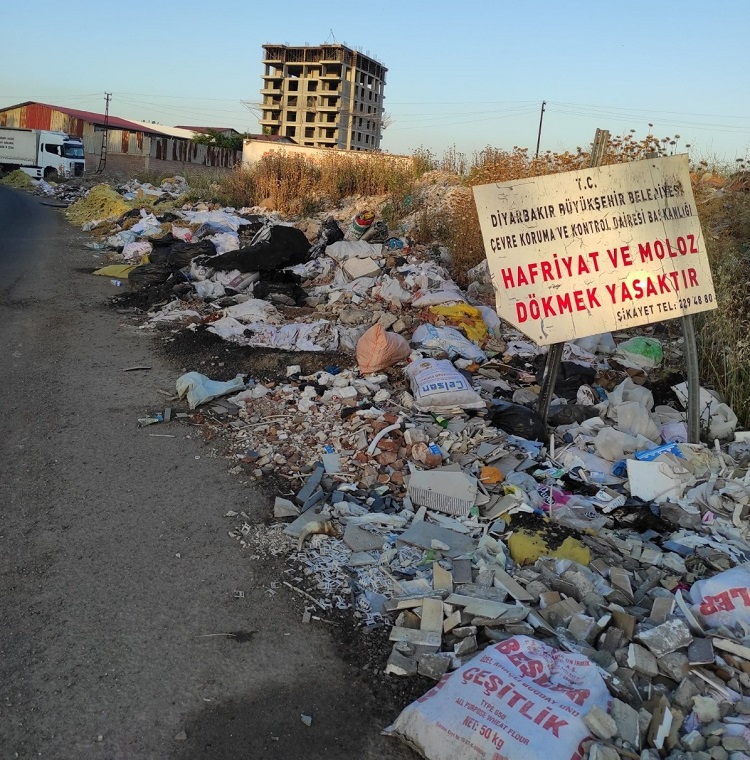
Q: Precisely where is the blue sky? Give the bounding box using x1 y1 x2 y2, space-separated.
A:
1 0 748 164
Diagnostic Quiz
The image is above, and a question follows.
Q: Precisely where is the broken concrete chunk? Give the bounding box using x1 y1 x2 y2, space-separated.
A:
583 705 618 741
385 647 418 677
273 496 300 518
627 643 659 677
453 635 477 656
691 696 721 724
611 698 641 749
417 653 451 680
587 744 619 760
681 730 707 753
636 618 693 657
658 651 689 682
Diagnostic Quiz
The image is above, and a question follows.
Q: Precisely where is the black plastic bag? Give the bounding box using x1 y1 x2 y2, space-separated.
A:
149 238 216 267
489 402 547 442
167 239 216 269
128 262 173 290
548 404 600 426
308 216 345 258
207 225 311 272
534 360 597 401
253 281 308 306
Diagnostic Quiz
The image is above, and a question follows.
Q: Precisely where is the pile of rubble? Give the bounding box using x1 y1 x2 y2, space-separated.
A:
70 180 750 759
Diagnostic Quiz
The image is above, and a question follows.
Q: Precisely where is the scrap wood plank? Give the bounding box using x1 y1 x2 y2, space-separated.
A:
713 637 750 661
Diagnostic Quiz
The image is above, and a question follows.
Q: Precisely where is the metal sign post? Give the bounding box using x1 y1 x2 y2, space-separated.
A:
536 128 610 426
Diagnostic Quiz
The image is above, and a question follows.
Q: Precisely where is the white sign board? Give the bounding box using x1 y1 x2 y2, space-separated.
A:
472 155 716 345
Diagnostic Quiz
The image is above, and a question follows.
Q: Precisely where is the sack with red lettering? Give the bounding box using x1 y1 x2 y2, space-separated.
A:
690 566 750 629
384 636 609 760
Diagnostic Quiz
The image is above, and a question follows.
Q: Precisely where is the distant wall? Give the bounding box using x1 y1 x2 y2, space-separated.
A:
85 152 235 178
242 139 413 169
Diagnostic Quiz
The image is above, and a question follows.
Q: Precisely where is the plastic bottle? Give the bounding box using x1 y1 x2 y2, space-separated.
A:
110 279 123 287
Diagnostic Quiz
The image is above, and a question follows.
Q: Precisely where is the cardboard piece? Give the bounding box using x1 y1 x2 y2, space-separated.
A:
407 466 478 516
626 459 691 503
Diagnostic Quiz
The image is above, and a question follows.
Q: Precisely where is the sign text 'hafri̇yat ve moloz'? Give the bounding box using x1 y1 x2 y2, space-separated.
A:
472 155 716 345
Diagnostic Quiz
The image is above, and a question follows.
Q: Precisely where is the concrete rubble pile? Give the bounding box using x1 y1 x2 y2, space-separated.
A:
74 185 750 759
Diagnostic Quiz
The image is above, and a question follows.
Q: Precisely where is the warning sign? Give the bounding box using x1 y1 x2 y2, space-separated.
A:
472 155 716 345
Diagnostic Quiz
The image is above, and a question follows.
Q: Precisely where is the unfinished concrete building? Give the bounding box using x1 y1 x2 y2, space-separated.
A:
260 43 387 151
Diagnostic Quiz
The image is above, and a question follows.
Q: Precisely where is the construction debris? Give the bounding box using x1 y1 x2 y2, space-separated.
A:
70 178 750 760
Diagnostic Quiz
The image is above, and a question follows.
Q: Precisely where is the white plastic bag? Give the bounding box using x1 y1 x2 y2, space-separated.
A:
385 636 610 760
130 213 162 237
325 240 384 261
672 382 738 440
175 372 245 409
208 232 240 254
121 241 152 261
405 359 485 412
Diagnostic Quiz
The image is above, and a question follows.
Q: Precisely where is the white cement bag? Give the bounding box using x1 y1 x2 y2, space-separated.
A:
690 566 750 628
405 359 484 412
412 324 487 363
385 636 609 760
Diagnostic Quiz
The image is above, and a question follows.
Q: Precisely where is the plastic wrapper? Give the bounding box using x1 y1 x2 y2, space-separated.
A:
356 324 411 374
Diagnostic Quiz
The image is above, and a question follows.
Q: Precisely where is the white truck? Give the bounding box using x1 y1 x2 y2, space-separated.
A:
0 127 85 179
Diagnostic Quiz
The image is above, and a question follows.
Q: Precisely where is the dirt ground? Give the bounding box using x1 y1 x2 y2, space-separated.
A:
0 187 420 760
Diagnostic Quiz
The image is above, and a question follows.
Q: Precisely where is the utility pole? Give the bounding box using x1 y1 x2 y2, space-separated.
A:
96 92 111 174
535 101 546 158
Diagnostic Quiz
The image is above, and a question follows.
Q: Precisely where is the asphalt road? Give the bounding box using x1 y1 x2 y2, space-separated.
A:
0 186 413 759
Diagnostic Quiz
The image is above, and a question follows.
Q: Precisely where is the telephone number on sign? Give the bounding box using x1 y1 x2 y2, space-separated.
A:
679 293 714 309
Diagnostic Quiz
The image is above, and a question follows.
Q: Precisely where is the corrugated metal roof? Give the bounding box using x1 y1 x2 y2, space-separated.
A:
0 101 164 134
174 125 240 135
130 120 197 139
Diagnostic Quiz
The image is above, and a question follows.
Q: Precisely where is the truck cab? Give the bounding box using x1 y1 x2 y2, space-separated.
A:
38 133 86 178
0 128 86 179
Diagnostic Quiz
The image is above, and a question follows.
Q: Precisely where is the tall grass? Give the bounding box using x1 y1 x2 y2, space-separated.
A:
201 151 426 215
695 190 750 427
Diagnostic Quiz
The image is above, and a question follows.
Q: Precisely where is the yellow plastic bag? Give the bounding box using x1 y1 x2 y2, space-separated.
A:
92 264 138 278
430 304 488 344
